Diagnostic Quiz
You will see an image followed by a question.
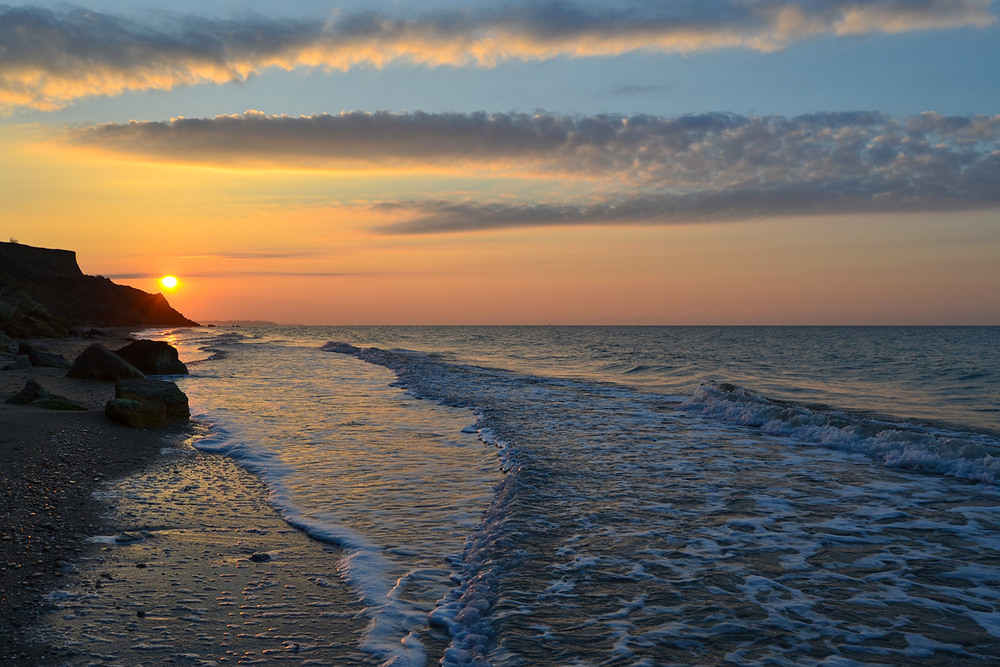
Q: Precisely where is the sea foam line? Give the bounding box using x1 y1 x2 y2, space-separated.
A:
322 341 527 666
186 415 428 667
682 382 1000 484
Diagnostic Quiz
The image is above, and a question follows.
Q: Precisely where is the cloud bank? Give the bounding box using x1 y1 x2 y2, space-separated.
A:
2 0 995 110
72 109 1000 232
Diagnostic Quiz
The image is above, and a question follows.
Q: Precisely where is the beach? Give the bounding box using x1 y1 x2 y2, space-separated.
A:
0 332 381 665
0 332 165 661
3 325 1000 665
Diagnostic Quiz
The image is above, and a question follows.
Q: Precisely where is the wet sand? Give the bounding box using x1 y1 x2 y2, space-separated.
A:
1 333 375 665
33 442 373 665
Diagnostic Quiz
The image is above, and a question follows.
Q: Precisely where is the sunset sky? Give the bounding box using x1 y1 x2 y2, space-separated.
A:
2 0 999 324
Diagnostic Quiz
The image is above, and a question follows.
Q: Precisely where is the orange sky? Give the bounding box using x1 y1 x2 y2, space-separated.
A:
5 120 997 324
3 2 999 324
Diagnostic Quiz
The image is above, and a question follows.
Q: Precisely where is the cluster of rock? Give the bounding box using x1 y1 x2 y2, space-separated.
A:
4 338 192 429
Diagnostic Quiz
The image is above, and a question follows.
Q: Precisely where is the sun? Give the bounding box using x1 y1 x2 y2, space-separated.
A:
159 275 179 290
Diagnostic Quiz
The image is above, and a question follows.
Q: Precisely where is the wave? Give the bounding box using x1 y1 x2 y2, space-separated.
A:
322 341 525 666
682 382 1000 484
184 415 429 667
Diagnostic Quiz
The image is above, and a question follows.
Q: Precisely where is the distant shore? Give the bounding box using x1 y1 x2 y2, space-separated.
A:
0 330 182 663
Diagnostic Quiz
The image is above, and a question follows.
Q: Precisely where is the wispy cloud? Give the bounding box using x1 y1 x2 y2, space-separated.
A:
72 109 1000 231
608 84 666 97
173 250 322 260
2 1 995 111
105 271 366 279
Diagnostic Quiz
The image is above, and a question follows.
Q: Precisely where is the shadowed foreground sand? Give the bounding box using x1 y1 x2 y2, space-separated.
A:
0 332 168 662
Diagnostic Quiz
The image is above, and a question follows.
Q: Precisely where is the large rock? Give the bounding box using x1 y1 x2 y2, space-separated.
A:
1 355 32 371
5 379 86 410
6 379 49 404
17 342 71 369
105 398 168 429
67 343 145 381
115 378 189 422
115 340 188 375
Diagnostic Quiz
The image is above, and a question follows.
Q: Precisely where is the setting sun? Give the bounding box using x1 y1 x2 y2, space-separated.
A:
159 275 179 290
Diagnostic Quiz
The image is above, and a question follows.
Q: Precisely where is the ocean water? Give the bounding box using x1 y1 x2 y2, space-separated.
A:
91 327 1000 664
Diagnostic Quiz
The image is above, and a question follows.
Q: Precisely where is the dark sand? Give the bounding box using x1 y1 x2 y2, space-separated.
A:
0 332 169 663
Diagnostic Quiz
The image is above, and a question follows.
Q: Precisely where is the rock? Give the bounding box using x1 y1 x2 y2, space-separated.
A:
1 355 32 371
5 379 86 410
0 241 199 330
72 327 112 338
248 552 271 562
115 339 188 375
105 398 168 429
30 394 87 411
115 378 190 422
6 379 49 404
67 343 145 381
17 343 71 369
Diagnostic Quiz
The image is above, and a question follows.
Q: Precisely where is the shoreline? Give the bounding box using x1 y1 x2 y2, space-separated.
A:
0 330 177 663
1 329 379 664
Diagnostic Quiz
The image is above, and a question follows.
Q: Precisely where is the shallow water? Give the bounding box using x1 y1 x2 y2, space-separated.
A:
41 326 1000 665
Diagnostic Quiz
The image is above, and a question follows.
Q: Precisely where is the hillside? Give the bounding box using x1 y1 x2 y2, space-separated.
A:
0 241 198 337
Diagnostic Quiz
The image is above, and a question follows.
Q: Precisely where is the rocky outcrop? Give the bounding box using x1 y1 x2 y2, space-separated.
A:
114 378 190 422
0 241 198 337
115 340 188 375
67 343 146 381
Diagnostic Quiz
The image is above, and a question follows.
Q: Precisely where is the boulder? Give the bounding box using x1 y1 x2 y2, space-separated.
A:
115 339 188 375
32 394 88 411
115 378 190 422
67 343 145 381
17 343 71 369
6 379 49 404
105 398 168 429
1 355 32 371
5 379 86 410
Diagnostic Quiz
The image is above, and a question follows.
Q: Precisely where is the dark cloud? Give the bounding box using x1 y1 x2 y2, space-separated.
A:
374 173 1000 233
72 109 1000 231
2 1 995 110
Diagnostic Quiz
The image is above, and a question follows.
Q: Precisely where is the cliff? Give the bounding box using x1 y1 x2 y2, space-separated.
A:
0 242 198 337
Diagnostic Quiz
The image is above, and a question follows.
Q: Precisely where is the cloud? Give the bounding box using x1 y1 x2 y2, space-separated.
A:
2 1 995 110
609 84 666 97
174 250 322 260
71 109 1000 231
105 271 364 279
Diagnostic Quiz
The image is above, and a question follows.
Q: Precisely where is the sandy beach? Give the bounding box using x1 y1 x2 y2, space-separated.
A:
0 332 166 662
0 332 380 665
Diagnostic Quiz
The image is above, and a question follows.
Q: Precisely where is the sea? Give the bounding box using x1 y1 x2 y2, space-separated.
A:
54 326 1000 665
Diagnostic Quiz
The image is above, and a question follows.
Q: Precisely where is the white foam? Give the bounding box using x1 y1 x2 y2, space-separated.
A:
185 416 429 667
682 383 1000 484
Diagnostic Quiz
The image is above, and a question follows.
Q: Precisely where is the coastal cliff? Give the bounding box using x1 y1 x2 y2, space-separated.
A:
0 241 198 337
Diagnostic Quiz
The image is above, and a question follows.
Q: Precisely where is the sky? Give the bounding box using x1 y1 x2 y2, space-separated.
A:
2 0 999 324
